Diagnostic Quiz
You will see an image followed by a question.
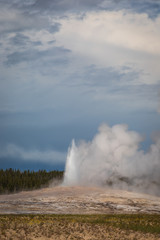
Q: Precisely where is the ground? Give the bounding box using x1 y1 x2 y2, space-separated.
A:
0 186 160 239
0 186 160 214
0 214 160 240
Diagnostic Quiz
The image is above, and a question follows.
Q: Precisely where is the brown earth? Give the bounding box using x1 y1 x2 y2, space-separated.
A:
0 185 160 214
0 186 160 239
0 214 160 240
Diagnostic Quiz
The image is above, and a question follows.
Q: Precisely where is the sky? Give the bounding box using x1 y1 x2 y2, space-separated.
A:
0 0 160 171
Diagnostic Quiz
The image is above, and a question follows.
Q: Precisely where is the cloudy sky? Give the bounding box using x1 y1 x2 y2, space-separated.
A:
0 0 160 171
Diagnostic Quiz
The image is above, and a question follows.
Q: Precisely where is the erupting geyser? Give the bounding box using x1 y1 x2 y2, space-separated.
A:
64 124 160 196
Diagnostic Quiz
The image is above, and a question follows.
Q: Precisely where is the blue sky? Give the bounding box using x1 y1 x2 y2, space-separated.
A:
0 0 160 170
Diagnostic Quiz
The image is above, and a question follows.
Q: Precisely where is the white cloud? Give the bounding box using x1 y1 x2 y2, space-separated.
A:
55 11 160 85
0 144 66 163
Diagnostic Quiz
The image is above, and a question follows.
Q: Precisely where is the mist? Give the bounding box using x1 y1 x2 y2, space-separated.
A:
64 123 160 196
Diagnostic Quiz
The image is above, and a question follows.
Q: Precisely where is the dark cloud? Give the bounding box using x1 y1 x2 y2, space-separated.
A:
48 40 56 45
158 90 160 113
69 65 139 88
0 2 48 35
0 0 159 39
0 115 96 151
0 0 102 16
9 33 30 46
2 0 159 18
0 157 64 171
29 0 103 14
129 0 160 18
99 0 160 18
67 65 158 106
48 23 61 33
0 14 48 35
32 41 42 46
9 33 42 47
5 47 71 66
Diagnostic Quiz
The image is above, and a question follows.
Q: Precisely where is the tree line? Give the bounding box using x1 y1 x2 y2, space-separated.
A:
0 168 64 194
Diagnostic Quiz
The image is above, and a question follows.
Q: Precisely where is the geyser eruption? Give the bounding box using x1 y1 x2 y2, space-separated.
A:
64 124 160 196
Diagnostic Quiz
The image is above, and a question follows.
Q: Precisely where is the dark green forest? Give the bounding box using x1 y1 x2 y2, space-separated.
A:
0 168 64 194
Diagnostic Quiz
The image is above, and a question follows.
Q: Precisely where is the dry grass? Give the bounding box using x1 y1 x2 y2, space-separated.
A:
0 214 160 240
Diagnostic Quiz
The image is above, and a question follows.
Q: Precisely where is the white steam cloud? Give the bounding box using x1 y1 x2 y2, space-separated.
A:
64 124 160 196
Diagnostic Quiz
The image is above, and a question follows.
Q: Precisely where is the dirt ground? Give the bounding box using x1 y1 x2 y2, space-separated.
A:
0 186 160 214
0 186 160 239
0 215 160 240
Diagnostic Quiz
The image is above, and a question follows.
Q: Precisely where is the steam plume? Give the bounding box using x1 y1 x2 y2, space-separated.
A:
64 124 160 196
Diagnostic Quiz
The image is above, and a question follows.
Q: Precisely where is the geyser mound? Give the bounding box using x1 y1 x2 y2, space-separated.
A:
64 123 160 196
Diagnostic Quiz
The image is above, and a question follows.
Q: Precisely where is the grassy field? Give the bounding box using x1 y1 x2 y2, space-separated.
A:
0 214 160 239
